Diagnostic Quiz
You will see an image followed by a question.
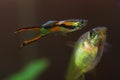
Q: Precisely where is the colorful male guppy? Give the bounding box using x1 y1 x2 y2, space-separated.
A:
66 27 107 80
15 19 88 47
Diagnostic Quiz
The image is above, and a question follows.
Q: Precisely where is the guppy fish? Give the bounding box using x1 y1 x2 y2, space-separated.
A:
15 19 88 47
66 27 107 80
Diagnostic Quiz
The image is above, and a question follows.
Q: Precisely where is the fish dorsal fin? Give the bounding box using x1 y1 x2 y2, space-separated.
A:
42 20 58 27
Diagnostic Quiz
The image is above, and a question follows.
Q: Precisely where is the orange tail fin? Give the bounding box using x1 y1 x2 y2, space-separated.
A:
20 35 42 47
15 27 40 33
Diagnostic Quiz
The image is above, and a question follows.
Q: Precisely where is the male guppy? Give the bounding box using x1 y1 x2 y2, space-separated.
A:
15 19 87 47
66 27 107 80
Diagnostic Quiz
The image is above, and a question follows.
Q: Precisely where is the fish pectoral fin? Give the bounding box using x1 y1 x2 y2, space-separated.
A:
20 35 42 47
66 41 76 47
15 27 41 33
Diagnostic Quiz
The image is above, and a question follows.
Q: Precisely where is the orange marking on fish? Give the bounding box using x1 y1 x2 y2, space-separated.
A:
15 27 40 33
83 41 98 57
21 35 42 47
50 26 61 32
84 41 93 54
64 22 73 26
16 29 25 33
28 28 40 31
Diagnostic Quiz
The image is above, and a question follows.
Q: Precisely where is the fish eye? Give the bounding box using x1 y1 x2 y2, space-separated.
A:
81 20 84 24
90 30 97 39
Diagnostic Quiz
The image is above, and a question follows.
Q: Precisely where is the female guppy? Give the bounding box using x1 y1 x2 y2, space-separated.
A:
66 27 107 80
15 19 87 47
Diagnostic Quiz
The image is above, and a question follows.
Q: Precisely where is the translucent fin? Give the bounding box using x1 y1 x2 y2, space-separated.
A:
66 41 76 47
42 21 58 27
20 35 42 47
15 27 40 33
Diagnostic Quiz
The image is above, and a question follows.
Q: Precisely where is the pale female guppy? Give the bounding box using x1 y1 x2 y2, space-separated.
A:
15 19 88 47
66 27 107 80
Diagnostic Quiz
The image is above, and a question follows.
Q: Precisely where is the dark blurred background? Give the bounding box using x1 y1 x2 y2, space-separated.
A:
0 0 119 80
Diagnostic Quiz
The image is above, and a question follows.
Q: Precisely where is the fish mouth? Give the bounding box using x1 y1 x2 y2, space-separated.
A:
79 19 88 28
83 20 88 26
99 27 107 32
93 26 107 42
92 27 107 35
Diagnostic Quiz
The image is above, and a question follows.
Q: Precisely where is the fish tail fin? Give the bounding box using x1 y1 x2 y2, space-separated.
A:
20 35 42 47
15 27 41 33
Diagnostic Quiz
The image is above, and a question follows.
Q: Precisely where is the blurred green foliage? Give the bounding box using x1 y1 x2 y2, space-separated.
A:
5 59 49 80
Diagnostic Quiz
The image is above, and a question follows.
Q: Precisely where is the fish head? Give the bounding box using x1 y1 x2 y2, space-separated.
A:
72 19 88 30
81 27 107 58
88 27 107 47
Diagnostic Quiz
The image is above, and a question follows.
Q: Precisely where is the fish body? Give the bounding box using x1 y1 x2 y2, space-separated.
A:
42 19 87 32
66 27 107 80
15 19 87 47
